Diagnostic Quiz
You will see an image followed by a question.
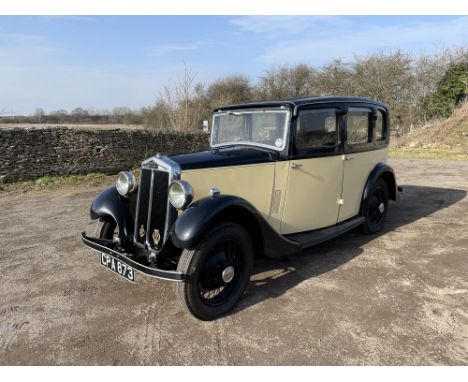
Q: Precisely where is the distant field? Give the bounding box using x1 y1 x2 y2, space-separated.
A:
0 123 145 130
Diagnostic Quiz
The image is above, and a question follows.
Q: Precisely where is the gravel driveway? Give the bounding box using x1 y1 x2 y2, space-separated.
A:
0 158 467 365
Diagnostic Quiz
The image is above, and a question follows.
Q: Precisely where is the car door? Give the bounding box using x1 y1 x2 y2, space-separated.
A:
338 106 388 222
280 107 344 235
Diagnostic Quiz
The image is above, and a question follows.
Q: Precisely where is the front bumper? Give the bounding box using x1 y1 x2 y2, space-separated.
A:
81 232 185 281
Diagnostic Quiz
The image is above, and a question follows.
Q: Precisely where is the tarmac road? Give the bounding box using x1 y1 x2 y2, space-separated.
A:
0 158 467 365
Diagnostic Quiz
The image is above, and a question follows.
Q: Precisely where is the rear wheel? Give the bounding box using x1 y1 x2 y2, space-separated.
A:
176 222 253 321
361 178 389 234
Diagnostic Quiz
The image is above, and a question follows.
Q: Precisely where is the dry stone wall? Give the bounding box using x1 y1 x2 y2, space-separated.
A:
0 126 210 182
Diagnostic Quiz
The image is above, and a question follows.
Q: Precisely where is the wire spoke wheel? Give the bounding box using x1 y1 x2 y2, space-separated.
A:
176 222 253 321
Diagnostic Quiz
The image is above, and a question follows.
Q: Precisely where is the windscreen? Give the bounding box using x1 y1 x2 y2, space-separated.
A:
211 109 289 151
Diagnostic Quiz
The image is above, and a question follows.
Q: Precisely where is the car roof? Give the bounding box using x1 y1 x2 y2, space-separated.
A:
215 96 388 112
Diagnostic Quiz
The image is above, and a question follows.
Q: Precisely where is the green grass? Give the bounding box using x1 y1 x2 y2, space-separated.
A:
389 149 468 160
1 172 109 192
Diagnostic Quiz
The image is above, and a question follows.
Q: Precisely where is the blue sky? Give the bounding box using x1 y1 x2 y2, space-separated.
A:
0 16 467 115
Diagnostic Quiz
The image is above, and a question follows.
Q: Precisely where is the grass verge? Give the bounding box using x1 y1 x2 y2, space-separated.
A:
0 172 112 192
389 149 468 160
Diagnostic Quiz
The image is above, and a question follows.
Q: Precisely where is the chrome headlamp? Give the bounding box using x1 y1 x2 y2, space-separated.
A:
168 180 193 209
116 171 138 197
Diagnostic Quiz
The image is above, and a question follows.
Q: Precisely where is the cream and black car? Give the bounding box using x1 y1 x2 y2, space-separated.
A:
81 96 400 320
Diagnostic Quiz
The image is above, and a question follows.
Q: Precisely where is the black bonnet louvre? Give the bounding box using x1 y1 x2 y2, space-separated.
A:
134 168 169 249
134 168 152 247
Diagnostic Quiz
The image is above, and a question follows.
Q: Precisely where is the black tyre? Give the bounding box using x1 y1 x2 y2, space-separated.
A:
361 178 389 234
95 218 117 240
176 222 254 321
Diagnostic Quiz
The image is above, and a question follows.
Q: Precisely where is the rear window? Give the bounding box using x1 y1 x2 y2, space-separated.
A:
347 108 371 145
374 110 386 145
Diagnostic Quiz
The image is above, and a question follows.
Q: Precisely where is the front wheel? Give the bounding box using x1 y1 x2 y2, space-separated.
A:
361 178 389 234
176 222 253 321
95 217 117 240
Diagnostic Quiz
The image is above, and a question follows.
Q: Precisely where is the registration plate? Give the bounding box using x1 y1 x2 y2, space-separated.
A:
100 253 135 283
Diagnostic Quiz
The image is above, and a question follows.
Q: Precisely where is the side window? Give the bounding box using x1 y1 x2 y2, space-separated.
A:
346 108 372 148
295 108 338 151
374 110 386 145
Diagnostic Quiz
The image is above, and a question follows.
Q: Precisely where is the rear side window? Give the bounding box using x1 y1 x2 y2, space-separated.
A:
374 110 386 145
347 108 372 146
296 108 338 151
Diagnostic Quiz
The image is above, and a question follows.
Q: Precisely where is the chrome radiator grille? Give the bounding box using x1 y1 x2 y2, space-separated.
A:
134 168 170 251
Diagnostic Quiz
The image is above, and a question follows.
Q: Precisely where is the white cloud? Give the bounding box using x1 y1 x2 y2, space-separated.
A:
45 16 97 22
151 43 201 54
0 32 57 63
229 16 348 38
147 40 223 56
230 16 468 66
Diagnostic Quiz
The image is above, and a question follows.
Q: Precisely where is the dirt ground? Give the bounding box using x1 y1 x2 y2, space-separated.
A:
0 158 467 365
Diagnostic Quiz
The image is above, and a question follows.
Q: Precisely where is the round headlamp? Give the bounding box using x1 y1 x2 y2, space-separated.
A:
116 171 137 197
168 180 193 209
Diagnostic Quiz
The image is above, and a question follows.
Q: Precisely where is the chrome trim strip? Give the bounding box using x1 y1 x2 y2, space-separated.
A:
215 101 294 112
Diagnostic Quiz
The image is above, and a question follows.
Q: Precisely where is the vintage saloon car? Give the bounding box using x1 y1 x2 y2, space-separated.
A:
81 96 400 320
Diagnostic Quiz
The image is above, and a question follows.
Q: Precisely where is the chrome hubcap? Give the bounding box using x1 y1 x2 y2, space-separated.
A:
378 202 385 213
222 266 235 283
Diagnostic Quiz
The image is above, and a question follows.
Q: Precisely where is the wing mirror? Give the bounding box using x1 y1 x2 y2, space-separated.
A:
202 120 209 134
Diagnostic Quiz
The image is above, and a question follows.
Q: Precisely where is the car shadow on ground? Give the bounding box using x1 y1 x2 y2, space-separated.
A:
232 185 467 315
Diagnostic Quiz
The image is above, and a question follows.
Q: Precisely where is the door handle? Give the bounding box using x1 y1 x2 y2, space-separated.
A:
344 155 354 161
291 162 302 169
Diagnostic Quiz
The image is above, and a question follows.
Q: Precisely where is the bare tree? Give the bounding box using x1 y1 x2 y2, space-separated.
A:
206 74 252 109
34 108 45 124
144 45 468 133
256 65 316 99
159 65 206 131
312 59 354 96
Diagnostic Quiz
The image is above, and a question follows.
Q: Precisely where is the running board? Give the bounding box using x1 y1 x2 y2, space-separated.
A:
285 216 366 249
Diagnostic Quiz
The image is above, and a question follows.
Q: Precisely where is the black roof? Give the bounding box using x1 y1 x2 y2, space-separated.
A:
216 96 388 112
